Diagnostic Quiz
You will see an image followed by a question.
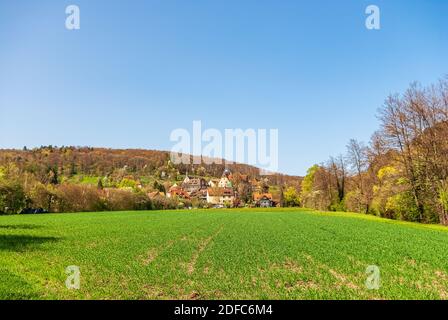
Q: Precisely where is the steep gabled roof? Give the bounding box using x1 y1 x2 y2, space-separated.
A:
253 192 273 201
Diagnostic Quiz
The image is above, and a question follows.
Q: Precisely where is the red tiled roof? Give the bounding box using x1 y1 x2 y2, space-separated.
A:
169 188 190 199
253 193 273 201
207 188 234 197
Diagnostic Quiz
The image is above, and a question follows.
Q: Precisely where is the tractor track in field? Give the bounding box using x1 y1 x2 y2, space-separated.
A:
141 234 189 266
142 240 175 266
187 225 224 275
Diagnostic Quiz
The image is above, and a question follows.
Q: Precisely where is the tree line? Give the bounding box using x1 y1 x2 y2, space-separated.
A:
0 146 301 214
299 76 448 225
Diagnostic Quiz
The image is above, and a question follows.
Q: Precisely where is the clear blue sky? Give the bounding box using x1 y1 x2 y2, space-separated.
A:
1 0 447 176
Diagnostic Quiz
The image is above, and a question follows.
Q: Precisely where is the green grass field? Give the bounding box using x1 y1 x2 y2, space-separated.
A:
1 208 447 300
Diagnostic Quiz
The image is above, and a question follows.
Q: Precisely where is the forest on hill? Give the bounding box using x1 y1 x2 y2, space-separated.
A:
0 147 302 214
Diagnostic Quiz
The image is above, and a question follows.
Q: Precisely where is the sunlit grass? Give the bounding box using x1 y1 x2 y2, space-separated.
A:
0 208 447 300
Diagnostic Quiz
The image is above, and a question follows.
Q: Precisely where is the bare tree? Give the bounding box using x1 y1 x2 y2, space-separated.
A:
346 139 369 212
379 90 425 221
378 79 448 223
329 155 346 205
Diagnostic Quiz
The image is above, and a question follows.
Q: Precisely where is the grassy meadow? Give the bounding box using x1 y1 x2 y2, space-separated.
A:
1 208 447 300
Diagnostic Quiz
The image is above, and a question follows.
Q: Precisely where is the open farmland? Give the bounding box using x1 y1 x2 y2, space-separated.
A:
0 208 447 300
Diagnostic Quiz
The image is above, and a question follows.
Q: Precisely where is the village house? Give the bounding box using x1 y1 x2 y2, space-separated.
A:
206 187 235 206
207 178 220 188
217 169 233 188
190 188 208 202
253 192 275 207
218 176 232 188
166 169 239 206
166 184 190 199
181 174 207 194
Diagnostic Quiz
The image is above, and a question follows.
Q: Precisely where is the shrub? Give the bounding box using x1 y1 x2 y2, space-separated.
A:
329 199 345 212
56 184 106 212
28 183 59 213
386 191 420 222
344 190 363 213
151 196 178 210
118 178 138 190
283 187 300 207
104 188 138 211
0 180 26 214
